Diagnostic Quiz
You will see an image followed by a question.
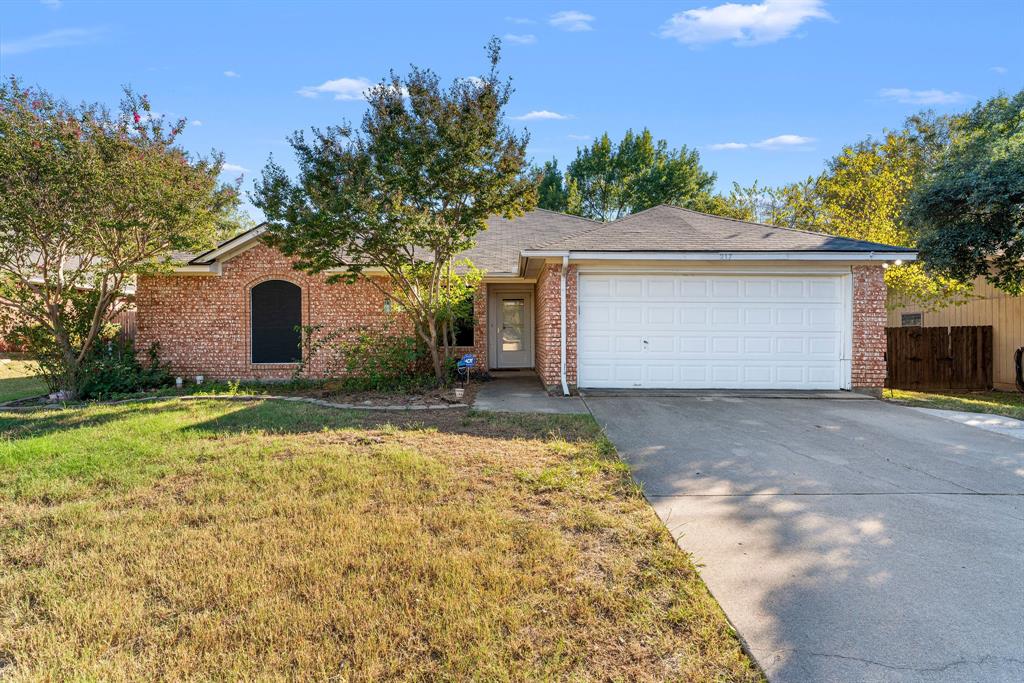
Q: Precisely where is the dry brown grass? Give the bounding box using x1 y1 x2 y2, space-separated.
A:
0 400 761 681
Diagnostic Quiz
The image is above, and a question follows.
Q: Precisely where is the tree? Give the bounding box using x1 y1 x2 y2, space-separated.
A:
912 90 1024 294
810 120 972 308
252 39 536 382
0 77 236 397
215 207 259 241
535 158 567 212
564 128 717 221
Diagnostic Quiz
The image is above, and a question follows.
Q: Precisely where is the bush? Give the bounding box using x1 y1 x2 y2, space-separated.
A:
77 339 173 400
296 322 433 392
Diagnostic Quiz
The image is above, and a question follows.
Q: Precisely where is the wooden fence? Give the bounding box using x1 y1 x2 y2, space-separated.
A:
885 325 993 392
111 309 137 344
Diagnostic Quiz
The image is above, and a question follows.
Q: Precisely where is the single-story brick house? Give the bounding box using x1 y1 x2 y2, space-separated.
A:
136 205 916 395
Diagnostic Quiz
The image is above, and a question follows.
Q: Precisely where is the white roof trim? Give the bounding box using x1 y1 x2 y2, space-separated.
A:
189 224 268 264
521 250 917 262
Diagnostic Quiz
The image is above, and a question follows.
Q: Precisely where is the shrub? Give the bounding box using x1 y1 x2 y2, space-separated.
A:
295 322 433 392
77 339 173 400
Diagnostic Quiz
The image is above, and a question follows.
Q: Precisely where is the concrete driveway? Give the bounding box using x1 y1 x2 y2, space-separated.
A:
585 395 1024 683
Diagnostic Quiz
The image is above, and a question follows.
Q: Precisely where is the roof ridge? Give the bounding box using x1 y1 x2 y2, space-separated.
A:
531 207 605 225
529 215 613 250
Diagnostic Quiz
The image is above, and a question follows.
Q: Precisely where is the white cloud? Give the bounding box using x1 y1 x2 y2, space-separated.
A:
567 134 594 141
221 163 248 173
463 76 485 87
40 0 62 9
505 16 534 24
1 27 102 56
709 134 814 150
191 120 203 127
660 0 830 46
752 134 813 148
512 110 572 121
298 76 373 100
550 10 595 32
878 88 966 105
991 66 1008 75
223 70 240 78
504 33 537 45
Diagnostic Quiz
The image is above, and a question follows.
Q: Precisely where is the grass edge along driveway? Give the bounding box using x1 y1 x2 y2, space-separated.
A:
884 388 1024 421
0 399 762 682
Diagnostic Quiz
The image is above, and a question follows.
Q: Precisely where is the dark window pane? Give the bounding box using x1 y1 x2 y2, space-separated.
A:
453 292 474 346
901 312 923 327
454 315 474 346
251 280 302 363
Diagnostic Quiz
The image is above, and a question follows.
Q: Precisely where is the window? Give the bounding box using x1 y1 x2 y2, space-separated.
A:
251 280 302 363
451 292 475 346
901 312 923 327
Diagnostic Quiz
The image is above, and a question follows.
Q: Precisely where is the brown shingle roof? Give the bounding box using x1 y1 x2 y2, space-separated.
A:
532 204 914 254
458 209 601 273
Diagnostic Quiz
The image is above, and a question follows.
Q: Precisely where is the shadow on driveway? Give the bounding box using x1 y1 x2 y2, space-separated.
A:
586 395 1024 683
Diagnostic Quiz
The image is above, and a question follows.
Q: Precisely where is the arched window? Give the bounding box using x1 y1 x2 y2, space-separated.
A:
250 280 302 363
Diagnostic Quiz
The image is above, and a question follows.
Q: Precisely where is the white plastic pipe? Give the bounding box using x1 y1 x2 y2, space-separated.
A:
560 256 569 396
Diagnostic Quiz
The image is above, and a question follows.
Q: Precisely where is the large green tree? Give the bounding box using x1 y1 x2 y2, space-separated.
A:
911 90 1024 294
0 78 236 397
727 116 970 308
546 129 716 221
253 39 536 381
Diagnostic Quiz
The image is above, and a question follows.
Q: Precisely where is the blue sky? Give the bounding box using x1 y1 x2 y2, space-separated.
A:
2 0 1021 219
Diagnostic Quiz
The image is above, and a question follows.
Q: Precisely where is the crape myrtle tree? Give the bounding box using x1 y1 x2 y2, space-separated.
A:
253 39 536 382
911 90 1024 294
0 77 237 397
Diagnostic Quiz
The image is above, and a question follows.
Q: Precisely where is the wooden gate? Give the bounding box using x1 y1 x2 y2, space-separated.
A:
885 325 993 392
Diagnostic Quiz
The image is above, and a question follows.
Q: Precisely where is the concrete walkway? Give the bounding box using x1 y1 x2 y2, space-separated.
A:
472 372 588 414
908 407 1024 441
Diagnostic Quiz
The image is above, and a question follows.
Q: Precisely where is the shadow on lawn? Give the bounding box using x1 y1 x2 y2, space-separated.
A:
0 396 600 444
183 398 601 442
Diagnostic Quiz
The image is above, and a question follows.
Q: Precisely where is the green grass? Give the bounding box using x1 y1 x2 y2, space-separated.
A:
0 356 46 404
0 400 761 682
885 389 1024 420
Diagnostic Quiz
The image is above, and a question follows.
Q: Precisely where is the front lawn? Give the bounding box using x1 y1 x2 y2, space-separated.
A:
0 355 46 404
0 400 760 681
884 389 1024 421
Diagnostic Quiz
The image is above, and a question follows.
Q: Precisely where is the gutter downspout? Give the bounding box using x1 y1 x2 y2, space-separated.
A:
560 256 570 396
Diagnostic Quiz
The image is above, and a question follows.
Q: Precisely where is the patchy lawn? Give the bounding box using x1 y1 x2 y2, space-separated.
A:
0 400 761 681
885 388 1024 421
0 356 46 404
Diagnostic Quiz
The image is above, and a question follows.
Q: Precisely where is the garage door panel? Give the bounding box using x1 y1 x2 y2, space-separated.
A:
614 279 643 297
647 279 675 298
647 305 676 325
578 274 848 390
580 277 612 297
680 280 708 298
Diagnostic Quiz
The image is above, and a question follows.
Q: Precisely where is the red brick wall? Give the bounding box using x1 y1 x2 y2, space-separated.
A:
851 264 887 392
136 243 401 380
534 262 577 391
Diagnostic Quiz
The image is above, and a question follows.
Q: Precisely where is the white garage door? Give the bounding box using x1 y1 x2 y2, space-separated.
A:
577 274 850 390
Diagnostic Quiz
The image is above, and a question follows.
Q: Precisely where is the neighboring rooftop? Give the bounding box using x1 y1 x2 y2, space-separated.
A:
532 204 915 253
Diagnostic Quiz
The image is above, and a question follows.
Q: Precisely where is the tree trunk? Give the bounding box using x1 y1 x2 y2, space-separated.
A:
426 316 444 383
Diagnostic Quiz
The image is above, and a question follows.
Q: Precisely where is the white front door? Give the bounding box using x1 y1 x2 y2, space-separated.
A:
577 273 850 390
493 292 533 368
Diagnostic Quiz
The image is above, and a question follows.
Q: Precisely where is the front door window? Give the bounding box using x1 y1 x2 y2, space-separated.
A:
501 299 524 352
